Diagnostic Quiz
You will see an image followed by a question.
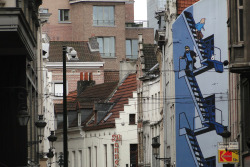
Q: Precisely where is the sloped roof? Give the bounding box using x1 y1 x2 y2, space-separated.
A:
77 81 118 109
55 81 118 129
99 73 137 125
48 41 102 62
143 44 158 71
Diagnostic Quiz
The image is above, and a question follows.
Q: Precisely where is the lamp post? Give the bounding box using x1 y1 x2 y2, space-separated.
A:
48 131 57 149
63 46 68 167
35 115 47 143
221 126 231 151
17 104 30 126
152 136 171 163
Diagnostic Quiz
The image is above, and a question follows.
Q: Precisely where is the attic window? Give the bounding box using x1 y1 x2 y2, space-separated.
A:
66 47 78 60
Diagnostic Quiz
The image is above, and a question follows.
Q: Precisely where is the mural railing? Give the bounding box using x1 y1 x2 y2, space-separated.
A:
179 112 192 130
215 108 223 125
214 46 222 62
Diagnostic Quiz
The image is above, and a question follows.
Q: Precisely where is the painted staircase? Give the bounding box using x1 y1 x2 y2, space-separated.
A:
178 11 227 167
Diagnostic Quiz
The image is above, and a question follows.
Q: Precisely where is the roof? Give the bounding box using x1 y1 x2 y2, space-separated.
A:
143 44 158 71
55 81 118 129
177 0 200 15
77 81 118 108
98 73 137 125
48 41 102 62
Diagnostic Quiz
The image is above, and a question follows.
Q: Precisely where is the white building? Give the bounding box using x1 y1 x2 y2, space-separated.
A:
54 73 138 167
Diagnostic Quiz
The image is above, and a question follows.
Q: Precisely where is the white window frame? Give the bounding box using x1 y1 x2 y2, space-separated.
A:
53 81 68 98
58 9 70 22
97 37 115 58
93 6 115 26
126 39 138 59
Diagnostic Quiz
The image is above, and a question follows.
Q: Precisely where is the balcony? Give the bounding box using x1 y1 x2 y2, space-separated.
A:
126 20 149 28
0 8 37 60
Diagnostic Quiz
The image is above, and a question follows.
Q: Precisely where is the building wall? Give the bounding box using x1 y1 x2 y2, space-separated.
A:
141 78 161 167
41 0 154 72
54 91 138 167
173 0 228 166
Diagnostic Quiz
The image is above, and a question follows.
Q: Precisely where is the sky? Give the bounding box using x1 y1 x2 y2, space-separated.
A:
134 0 147 20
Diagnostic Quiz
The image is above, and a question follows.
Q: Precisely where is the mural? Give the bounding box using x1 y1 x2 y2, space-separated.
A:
173 0 228 166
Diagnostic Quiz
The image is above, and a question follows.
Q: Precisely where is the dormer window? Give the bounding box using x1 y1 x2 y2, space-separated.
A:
66 47 78 60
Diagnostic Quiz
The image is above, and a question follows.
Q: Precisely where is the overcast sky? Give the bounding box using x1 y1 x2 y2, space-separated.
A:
134 0 147 20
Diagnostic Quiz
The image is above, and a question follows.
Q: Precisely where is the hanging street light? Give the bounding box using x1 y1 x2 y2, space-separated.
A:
48 131 57 149
35 115 47 143
17 104 30 126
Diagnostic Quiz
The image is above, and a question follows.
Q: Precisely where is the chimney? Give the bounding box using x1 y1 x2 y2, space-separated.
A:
84 72 88 81
77 72 96 96
80 72 83 81
89 72 93 81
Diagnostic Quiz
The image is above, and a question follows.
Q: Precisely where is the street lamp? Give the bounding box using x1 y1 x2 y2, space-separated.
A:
48 131 57 149
58 152 64 167
152 136 171 162
221 126 231 151
17 104 30 126
35 115 47 143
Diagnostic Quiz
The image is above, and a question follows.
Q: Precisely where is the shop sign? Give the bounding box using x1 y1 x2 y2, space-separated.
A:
112 134 122 167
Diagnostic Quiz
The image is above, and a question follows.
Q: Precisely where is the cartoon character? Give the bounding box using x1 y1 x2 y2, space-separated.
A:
195 18 205 40
180 46 197 70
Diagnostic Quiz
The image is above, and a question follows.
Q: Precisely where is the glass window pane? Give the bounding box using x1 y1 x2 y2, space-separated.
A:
110 37 115 56
104 37 110 56
97 7 103 25
93 6 97 25
109 6 114 25
104 7 109 25
64 10 69 21
126 40 132 56
132 40 138 58
97 38 103 54
239 9 244 41
239 0 243 6
55 83 63 96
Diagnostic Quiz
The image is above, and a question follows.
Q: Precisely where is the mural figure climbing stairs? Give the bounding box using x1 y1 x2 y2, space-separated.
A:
183 11 224 76
178 10 228 167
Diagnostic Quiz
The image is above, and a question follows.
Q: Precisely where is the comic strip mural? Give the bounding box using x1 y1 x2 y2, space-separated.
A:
173 0 228 166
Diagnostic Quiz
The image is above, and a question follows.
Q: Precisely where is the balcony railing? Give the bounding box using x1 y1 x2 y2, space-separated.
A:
126 20 149 28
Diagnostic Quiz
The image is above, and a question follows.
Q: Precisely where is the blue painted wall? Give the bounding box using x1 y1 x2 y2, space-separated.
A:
173 0 228 166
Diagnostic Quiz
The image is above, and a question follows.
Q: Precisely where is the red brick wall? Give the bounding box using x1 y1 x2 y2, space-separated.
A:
177 0 200 15
125 28 154 44
49 68 104 93
125 2 134 22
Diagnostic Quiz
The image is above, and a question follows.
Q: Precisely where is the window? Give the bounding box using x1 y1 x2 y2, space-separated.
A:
126 39 138 59
54 83 63 97
93 6 114 26
104 144 107 167
72 151 76 167
78 150 82 167
237 0 244 41
95 146 97 167
88 147 91 167
130 144 138 167
129 114 136 125
111 144 114 167
59 9 70 22
97 37 115 57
